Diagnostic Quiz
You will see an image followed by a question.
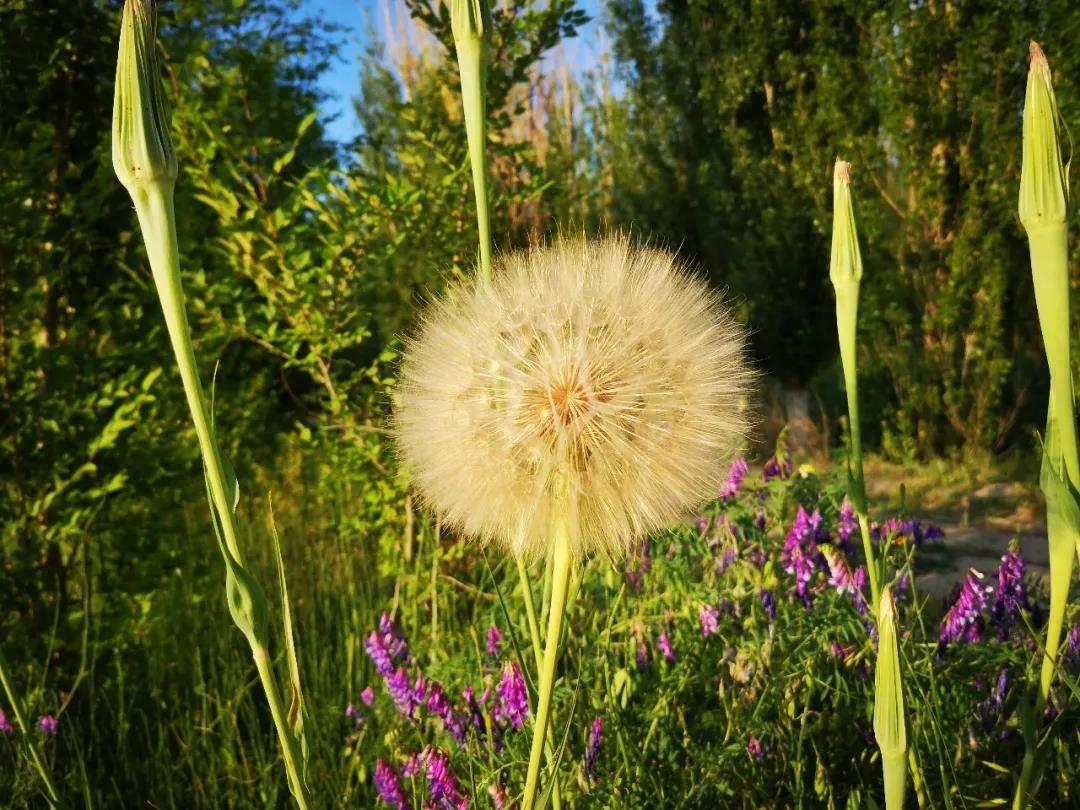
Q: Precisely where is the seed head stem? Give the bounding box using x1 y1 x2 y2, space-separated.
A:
522 520 573 810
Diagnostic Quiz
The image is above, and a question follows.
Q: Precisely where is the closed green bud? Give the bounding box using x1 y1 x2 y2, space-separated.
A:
1019 42 1067 232
829 159 863 288
112 0 176 193
873 586 907 810
451 0 489 44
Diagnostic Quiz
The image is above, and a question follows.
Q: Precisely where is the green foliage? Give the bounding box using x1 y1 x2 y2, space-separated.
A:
600 0 1080 456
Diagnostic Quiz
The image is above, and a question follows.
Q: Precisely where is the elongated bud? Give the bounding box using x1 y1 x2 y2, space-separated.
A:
1019 42 1068 231
450 0 492 276
112 0 177 192
451 0 489 43
874 586 907 810
829 159 862 288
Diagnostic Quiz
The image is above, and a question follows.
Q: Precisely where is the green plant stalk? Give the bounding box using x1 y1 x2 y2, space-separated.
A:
522 522 573 810
1013 42 1077 809
452 0 492 278
829 161 881 609
0 647 62 806
130 184 311 810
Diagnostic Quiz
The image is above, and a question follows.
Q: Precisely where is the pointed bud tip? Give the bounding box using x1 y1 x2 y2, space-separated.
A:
833 159 852 186
1029 41 1048 71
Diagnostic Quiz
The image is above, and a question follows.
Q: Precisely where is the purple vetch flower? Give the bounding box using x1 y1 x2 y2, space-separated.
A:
658 631 675 663
780 507 824 604
976 668 1010 731
427 683 467 744
829 642 856 662
1067 623 1080 662
625 539 652 591
365 631 395 677
991 543 1029 636
759 589 776 623
754 509 767 530
361 686 375 706
379 613 410 659
583 715 603 781
695 514 710 534
635 642 650 670
345 703 363 729
939 570 992 650
488 781 513 810
715 544 737 576
837 497 858 551
763 448 793 481
425 748 468 809
386 667 426 719
486 625 503 659
746 545 766 568
0 709 13 735
494 662 529 731
746 736 766 761
821 545 867 613
374 759 409 809
719 457 749 500
699 604 721 638
36 715 57 736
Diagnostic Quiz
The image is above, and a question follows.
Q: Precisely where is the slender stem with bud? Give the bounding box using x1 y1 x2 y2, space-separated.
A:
1013 41 1077 810
111 2 309 806
829 159 881 610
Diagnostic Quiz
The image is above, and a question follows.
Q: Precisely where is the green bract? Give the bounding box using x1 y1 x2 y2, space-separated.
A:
873 586 906 810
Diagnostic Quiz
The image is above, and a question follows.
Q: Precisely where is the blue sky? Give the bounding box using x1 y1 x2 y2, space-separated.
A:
299 0 610 143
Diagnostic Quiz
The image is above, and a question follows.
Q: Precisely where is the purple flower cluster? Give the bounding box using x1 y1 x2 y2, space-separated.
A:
486 625 502 659
821 545 867 614
493 662 528 731
583 715 603 781
374 759 409 809
763 447 793 481
366 613 411 677
699 604 720 638
363 614 527 750
837 498 857 552
759 589 776 623
718 457 749 500
658 631 675 663
0 709 12 735
1067 623 1080 666
376 748 468 810
37 715 57 736
939 570 992 649
746 736 768 761
990 543 1029 637
872 517 943 547
780 506 825 604
488 781 514 810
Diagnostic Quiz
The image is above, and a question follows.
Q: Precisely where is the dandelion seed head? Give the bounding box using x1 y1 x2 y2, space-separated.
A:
395 235 752 560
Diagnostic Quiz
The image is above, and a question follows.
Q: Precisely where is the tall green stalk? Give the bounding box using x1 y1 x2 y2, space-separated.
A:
451 0 492 278
522 518 573 810
829 159 880 609
112 2 309 807
1013 41 1077 810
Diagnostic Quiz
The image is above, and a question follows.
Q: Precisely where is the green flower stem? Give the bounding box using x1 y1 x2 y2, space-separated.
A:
516 555 564 810
835 270 881 610
830 161 881 611
522 523 573 810
131 183 311 810
0 647 62 807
